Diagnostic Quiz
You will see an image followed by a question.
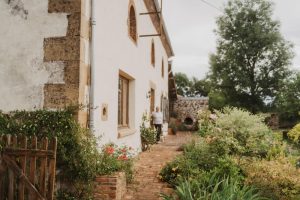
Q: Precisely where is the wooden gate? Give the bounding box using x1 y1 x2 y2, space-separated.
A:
0 135 57 200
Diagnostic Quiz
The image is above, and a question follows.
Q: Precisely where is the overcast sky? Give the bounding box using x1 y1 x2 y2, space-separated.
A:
163 0 300 79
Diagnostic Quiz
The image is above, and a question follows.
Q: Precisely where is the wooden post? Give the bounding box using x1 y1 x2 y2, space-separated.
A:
47 138 57 200
0 136 3 200
29 136 37 200
39 138 48 198
0 135 5 200
18 136 27 200
8 135 15 200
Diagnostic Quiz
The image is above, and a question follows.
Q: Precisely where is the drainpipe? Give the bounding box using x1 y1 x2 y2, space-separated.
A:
89 0 96 130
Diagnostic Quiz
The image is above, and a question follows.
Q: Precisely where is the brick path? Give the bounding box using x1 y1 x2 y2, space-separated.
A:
123 132 195 200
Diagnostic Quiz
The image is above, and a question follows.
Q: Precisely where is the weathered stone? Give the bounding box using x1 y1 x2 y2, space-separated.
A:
173 96 209 125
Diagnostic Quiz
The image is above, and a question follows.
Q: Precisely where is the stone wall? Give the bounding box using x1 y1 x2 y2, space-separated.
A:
46 0 91 126
94 172 127 200
173 97 209 124
0 0 90 125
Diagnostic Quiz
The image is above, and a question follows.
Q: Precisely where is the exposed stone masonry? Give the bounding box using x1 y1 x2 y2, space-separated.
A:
44 0 90 126
173 97 209 124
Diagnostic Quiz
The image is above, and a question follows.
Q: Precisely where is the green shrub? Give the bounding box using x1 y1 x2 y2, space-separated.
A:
0 109 99 182
160 139 243 186
140 114 157 151
159 155 202 186
198 110 213 136
240 157 300 200
0 109 100 199
56 182 94 200
288 123 300 144
161 173 268 200
211 107 274 157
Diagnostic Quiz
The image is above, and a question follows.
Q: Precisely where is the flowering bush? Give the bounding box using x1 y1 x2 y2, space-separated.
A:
140 114 157 151
210 107 274 157
97 143 134 182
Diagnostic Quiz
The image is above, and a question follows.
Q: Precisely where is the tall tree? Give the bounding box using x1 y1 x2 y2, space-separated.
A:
174 72 191 96
209 0 294 112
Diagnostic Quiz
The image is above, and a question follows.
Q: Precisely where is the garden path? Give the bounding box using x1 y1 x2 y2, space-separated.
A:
123 132 195 200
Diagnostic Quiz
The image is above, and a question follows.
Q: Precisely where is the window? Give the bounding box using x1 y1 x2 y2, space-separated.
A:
118 76 129 127
129 6 137 42
161 59 164 78
151 40 155 66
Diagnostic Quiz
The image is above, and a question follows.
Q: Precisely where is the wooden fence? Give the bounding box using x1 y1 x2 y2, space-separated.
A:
0 135 57 200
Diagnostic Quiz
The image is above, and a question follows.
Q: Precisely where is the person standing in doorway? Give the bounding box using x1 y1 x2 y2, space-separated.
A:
152 106 163 143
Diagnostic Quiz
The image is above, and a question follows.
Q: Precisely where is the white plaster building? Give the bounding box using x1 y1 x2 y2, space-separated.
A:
91 0 174 150
0 0 174 151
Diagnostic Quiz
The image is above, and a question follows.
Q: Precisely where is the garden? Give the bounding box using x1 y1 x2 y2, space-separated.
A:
0 108 135 199
159 107 300 200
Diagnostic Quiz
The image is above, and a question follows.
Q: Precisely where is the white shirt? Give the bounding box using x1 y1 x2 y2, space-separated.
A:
152 111 163 125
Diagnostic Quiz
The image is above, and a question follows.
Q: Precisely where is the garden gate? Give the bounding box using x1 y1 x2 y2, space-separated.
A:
0 135 57 200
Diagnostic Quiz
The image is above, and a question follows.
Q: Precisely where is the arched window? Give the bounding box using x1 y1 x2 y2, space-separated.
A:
129 6 137 42
151 40 155 66
161 59 164 78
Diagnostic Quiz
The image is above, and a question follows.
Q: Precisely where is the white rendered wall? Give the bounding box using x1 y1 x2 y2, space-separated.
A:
0 0 67 112
93 0 169 151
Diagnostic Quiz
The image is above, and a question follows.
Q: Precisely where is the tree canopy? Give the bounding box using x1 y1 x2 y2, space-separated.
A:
174 73 210 97
209 0 294 112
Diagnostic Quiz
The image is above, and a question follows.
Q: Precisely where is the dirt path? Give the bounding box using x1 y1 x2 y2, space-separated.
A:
123 132 195 200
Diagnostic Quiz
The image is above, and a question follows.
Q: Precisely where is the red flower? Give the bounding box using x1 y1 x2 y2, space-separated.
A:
118 154 128 160
105 146 114 155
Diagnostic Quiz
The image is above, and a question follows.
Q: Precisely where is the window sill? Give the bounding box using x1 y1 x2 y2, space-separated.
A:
118 128 136 139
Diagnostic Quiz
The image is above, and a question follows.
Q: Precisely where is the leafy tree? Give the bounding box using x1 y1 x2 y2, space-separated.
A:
274 72 300 124
174 72 211 97
191 78 211 97
209 0 294 112
174 72 192 96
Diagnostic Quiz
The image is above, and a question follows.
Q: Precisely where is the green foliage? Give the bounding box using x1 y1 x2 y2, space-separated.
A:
159 139 243 186
240 157 300 200
0 109 136 199
275 72 300 124
208 90 227 111
174 72 192 97
0 109 100 199
209 0 294 112
97 144 134 183
288 123 300 144
212 107 274 157
0 109 99 182
56 182 94 200
198 110 213 136
161 173 268 200
174 72 211 97
56 190 78 200
140 114 157 151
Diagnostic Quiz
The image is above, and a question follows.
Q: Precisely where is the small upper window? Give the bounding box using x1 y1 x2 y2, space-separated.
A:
129 6 137 42
161 59 165 78
151 41 155 66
